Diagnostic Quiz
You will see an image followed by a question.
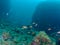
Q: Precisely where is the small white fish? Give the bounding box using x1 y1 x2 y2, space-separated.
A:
29 26 33 28
22 26 28 29
57 31 60 34
27 32 30 34
48 28 52 31
6 13 9 16
35 24 38 27
32 22 36 24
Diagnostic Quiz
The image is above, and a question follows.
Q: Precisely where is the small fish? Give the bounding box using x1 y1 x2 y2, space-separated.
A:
32 22 36 24
35 24 38 27
48 28 52 31
6 13 9 16
57 31 60 34
22 26 28 29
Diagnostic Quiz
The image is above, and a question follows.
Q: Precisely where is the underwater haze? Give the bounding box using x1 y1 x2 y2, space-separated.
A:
1 0 60 45
8 0 46 26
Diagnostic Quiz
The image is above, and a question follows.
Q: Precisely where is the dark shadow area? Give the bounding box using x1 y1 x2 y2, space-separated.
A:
32 1 60 35
56 40 60 45
32 1 60 45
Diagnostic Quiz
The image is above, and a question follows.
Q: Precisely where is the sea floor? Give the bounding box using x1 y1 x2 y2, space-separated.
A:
0 23 56 45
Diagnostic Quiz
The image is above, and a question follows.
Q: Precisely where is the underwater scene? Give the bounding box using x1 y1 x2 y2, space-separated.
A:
0 0 60 45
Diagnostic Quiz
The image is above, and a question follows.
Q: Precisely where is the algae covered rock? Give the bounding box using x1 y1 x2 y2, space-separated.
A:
31 31 56 45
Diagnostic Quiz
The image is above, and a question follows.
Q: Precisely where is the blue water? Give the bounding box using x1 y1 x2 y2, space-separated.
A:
1 0 60 45
8 0 45 25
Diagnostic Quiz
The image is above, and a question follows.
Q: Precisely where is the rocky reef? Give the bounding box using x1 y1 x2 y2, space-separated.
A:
0 22 56 45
